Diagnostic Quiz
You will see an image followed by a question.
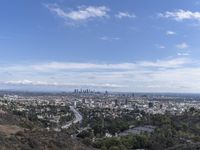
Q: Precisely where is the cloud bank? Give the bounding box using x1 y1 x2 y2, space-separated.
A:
1 57 200 92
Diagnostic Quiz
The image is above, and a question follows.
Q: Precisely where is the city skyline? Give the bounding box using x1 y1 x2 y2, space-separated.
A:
1 0 200 92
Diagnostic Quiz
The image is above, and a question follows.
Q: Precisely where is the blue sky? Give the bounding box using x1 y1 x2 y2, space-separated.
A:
1 0 200 92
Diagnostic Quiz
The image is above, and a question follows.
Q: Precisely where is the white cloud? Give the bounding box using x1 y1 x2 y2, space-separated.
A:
166 30 176 35
0 80 123 89
177 52 190 56
5 80 50 86
0 58 189 73
156 44 165 49
176 42 189 49
100 36 120 41
45 4 109 22
137 58 189 68
159 45 165 49
159 9 200 21
2 57 200 92
30 62 136 71
115 12 136 19
3 80 122 88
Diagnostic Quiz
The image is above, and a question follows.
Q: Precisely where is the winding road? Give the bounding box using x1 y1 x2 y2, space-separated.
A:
61 106 83 129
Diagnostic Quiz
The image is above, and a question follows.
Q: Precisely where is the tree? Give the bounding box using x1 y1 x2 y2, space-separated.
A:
109 146 120 150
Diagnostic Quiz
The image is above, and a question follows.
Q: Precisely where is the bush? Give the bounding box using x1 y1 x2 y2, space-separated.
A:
77 130 91 139
82 137 92 146
109 146 120 150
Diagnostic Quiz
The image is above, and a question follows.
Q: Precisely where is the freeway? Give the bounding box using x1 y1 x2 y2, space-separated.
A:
61 106 83 129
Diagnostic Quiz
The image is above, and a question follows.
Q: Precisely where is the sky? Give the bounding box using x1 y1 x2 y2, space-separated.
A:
1 0 200 92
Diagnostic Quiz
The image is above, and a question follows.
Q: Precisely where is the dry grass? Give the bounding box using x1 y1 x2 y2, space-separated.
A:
0 124 23 135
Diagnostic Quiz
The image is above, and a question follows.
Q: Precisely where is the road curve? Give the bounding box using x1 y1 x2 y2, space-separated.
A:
61 106 83 129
